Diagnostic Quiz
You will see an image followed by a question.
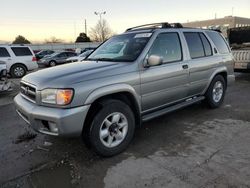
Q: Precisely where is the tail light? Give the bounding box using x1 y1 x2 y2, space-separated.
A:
32 56 38 62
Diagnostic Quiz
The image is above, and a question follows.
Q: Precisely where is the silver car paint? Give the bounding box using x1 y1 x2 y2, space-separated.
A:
14 28 235 136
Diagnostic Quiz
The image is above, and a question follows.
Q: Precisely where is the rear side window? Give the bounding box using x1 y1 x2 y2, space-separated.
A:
148 32 182 63
0 47 10 57
184 33 205 58
11 47 32 56
206 31 230 54
200 33 212 56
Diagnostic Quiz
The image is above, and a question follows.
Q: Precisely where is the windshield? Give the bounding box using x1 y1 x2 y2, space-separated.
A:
86 32 152 62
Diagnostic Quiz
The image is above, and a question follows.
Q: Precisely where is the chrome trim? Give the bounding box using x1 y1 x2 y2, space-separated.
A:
16 109 30 125
39 129 59 136
20 81 37 103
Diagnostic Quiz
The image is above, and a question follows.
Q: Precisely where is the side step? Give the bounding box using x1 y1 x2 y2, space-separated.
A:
142 96 205 122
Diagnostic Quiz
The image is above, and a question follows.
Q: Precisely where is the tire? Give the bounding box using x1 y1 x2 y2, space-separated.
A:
49 61 56 67
88 99 135 157
10 64 27 78
205 75 226 108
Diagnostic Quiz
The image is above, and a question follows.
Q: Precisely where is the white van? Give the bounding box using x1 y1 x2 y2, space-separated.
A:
0 45 38 78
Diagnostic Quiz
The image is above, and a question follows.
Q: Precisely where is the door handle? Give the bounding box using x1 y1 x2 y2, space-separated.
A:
182 64 189 69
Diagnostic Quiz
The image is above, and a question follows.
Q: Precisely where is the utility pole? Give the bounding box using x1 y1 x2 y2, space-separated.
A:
84 19 87 35
232 7 234 17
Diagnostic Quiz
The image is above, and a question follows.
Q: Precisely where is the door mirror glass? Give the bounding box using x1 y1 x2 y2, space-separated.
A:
147 55 163 67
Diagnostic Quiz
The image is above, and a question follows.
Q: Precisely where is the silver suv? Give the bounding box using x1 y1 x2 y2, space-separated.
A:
14 23 235 156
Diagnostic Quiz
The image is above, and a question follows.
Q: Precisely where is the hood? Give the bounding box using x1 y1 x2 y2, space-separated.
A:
22 61 133 90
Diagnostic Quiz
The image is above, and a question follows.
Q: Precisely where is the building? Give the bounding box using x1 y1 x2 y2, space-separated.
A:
183 16 250 37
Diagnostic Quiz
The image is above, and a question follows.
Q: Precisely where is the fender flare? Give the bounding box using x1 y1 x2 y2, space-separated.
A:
84 83 141 111
202 66 228 95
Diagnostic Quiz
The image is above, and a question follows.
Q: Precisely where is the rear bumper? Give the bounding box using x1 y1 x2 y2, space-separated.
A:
14 94 90 137
234 62 250 70
37 62 48 68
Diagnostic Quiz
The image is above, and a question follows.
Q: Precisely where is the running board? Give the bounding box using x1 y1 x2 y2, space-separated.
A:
142 96 205 122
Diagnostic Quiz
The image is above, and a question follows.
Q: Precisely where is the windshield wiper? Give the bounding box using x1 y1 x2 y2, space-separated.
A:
86 58 116 62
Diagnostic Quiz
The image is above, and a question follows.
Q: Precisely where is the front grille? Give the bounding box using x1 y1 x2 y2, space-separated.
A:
20 82 36 103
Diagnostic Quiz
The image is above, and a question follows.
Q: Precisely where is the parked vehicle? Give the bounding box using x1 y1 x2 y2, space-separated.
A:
0 45 38 78
14 22 235 157
66 50 94 63
0 61 12 92
81 47 96 53
228 26 250 71
35 50 55 60
38 51 77 67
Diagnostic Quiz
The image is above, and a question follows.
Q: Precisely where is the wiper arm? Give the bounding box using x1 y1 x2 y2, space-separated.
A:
86 58 116 62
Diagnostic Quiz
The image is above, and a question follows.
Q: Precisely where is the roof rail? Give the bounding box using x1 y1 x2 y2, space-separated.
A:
126 22 183 32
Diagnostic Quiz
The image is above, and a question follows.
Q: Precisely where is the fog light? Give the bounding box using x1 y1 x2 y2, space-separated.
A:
48 122 58 133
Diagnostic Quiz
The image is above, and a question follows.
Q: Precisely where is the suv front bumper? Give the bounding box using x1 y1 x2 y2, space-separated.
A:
14 94 90 137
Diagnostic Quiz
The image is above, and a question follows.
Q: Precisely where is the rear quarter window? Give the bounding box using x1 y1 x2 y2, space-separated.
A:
206 31 230 54
11 47 33 56
0 47 10 57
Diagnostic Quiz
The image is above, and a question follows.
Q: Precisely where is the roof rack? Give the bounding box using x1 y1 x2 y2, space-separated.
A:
126 22 183 32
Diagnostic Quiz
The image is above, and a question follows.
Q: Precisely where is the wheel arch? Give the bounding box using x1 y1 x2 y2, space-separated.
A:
203 67 228 95
82 85 141 137
10 63 28 72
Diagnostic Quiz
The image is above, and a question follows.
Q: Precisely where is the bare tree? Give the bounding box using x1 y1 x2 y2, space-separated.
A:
89 19 113 42
44 36 63 44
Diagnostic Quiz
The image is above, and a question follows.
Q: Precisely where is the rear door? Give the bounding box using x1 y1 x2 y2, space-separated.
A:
140 32 189 112
183 32 221 96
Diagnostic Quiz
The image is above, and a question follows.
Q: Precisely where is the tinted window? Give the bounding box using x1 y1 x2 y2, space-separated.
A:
66 52 76 57
206 31 229 54
200 33 212 56
148 33 182 63
11 47 32 56
0 48 10 57
57 53 67 58
184 33 205 58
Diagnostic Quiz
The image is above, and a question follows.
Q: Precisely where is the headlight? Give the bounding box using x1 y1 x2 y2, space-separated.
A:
41 89 74 105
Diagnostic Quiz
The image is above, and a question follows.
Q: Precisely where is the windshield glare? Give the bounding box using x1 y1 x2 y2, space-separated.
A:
87 33 152 62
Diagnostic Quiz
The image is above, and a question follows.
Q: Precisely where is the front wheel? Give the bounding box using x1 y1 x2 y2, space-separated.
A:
49 61 56 67
88 100 135 157
205 75 226 108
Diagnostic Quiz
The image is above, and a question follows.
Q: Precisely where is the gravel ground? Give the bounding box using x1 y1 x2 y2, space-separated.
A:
0 73 250 188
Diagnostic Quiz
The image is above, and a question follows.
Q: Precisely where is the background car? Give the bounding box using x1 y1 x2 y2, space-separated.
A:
0 61 12 91
66 50 94 63
35 50 55 60
81 47 96 53
38 51 77 67
0 45 38 78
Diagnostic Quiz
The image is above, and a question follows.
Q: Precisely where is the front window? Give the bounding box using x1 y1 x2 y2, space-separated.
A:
86 33 152 62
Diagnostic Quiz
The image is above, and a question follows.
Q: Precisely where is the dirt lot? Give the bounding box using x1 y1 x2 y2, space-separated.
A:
0 73 250 188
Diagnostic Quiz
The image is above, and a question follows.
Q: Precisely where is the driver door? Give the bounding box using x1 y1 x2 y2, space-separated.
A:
140 32 189 112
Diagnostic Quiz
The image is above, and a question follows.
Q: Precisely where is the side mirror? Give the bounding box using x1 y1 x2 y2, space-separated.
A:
147 55 163 67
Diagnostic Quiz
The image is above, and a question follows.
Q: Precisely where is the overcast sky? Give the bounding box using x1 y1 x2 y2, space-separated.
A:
1 0 250 43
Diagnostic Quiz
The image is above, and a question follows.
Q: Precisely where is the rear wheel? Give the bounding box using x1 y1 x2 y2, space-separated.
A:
88 100 135 157
205 75 226 108
10 64 26 78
